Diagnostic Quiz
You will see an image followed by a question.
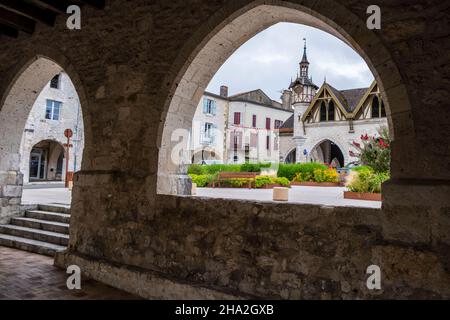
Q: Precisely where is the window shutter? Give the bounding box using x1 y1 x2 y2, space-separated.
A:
212 101 217 115
203 99 208 113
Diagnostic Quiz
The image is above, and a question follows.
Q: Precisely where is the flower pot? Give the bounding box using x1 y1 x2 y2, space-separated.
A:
344 191 382 201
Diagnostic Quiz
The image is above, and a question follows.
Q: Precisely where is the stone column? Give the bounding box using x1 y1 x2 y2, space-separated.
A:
0 171 23 224
293 136 307 163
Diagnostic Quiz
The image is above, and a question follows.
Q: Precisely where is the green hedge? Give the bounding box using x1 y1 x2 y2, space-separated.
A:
277 163 328 181
189 163 328 181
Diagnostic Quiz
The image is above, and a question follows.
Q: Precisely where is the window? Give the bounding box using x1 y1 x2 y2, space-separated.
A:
328 101 335 121
50 74 60 89
274 136 279 151
45 100 62 120
381 101 386 118
234 112 241 125
250 133 258 148
274 120 283 129
266 135 270 150
372 96 380 118
266 117 271 130
201 122 215 144
203 98 216 115
252 115 257 128
320 102 327 122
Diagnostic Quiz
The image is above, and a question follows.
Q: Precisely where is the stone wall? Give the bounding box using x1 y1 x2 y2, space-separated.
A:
0 0 449 299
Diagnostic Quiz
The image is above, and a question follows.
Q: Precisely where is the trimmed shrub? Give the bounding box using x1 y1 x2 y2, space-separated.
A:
278 163 328 181
255 176 290 188
189 174 210 187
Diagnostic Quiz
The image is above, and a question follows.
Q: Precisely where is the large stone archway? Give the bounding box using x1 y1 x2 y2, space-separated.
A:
156 2 414 196
0 54 90 222
0 0 448 300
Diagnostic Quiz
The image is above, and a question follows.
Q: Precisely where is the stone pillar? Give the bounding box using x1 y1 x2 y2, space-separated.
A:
294 136 307 163
0 171 23 224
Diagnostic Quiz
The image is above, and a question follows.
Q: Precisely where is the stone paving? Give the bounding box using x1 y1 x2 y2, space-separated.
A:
0 246 140 300
195 186 382 208
21 185 381 208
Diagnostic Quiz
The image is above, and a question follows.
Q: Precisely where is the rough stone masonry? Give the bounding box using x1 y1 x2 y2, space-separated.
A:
1 0 450 299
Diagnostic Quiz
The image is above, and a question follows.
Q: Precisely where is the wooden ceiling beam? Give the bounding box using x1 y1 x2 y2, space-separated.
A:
0 7 35 34
0 23 19 38
0 0 56 26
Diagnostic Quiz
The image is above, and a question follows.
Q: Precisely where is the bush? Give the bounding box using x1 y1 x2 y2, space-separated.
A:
189 174 210 187
351 165 373 173
188 164 204 175
350 127 391 173
346 171 389 194
278 163 328 181
313 168 340 183
255 176 290 188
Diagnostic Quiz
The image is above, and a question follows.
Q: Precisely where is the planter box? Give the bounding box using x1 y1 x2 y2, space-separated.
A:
344 191 382 201
290 181 341 187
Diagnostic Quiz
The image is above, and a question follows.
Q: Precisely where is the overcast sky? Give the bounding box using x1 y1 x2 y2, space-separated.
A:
207 22 374 102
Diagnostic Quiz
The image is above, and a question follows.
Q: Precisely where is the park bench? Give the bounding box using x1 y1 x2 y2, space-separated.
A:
213 172 257 189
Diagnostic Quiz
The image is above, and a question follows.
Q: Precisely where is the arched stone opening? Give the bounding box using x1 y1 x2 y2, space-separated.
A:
157 2 413 196
284 148 297 164
310 139 345 168
28 140 65 182
0 55 88 222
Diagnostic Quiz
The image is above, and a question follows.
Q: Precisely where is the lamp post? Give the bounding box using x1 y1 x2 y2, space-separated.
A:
64 129 73 188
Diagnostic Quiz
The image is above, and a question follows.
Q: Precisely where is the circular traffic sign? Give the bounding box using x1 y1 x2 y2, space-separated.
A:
64 129 73 138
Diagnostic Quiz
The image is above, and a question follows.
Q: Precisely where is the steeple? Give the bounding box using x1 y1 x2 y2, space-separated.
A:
300 38 309 78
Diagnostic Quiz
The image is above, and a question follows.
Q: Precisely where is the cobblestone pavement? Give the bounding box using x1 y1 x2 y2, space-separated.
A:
0 247 140 300
196 186 382 208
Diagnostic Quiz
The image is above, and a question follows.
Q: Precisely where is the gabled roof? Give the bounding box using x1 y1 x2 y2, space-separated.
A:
327 84 368 113
301 82 374 121
228 89 288 111
349 81 378 117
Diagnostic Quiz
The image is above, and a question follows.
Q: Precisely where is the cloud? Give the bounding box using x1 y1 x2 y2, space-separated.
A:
207 23 374 101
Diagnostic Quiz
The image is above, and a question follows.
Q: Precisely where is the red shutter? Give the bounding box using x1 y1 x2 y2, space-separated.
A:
252 115 257 128
250 133 258 147
266 135 270 150
234 112 241 125
266 118 271 130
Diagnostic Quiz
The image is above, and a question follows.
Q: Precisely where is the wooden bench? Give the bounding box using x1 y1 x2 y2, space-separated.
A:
213 172 257 189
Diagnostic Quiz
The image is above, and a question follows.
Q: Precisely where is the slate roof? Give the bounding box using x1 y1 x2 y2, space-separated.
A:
327 84 369 113
289 76 319 90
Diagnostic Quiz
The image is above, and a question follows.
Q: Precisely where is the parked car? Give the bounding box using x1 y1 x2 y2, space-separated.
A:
200 159 224 165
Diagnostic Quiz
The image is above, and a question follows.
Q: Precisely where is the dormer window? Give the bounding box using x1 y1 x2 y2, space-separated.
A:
50 74 60 89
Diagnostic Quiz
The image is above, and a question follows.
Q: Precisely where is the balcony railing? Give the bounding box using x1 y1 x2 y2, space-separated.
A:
200 133 215 145
293 93 314 104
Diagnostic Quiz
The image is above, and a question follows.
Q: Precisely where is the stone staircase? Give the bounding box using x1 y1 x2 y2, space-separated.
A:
0 205 70 257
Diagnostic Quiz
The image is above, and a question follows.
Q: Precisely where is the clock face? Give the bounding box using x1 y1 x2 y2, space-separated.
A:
294 85 303 95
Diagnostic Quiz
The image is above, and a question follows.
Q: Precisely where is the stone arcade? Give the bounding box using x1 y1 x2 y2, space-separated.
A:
0 1 449 299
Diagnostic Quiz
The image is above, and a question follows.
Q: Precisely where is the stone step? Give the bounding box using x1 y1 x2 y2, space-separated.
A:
25 210 71 224
38 204 70 214
0 224 69 246
0 234 66 257
10 217 69 235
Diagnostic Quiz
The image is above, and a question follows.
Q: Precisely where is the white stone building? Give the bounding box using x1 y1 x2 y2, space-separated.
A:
279 41 388 167
19 73 84 184
190 86 293 164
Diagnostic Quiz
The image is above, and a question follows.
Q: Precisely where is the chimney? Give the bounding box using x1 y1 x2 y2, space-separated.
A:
220 85 229 98
281 90 292 110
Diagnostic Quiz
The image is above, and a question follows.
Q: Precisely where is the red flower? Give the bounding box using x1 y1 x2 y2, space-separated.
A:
349 151 356 157
361 134 369 141
353 142 361 148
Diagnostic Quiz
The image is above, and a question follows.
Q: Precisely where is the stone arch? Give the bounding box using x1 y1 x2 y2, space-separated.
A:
156 1 414 194
27 139 65 182
284 148 297 164
0 50 90 212
309 137 348 167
